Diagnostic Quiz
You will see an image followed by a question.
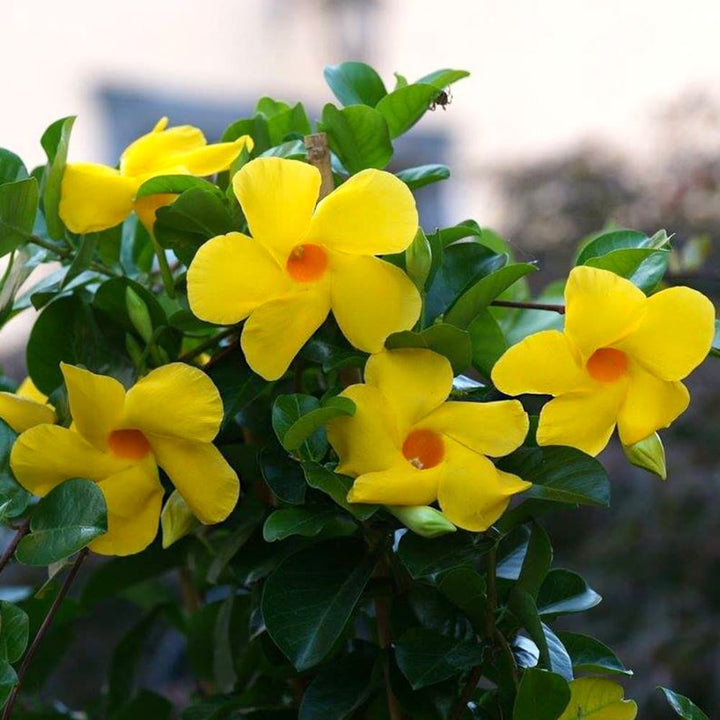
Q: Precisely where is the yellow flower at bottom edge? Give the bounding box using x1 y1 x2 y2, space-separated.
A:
0 377 56 433
59 117 253 234
492 265 716 456
187 157 422 381
326 349 531 532
10 363 239 556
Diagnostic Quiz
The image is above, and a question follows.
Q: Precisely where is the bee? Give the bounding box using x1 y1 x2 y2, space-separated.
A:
429 87 453 111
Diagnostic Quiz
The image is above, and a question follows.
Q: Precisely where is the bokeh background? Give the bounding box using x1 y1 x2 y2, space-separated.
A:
2 0 720 716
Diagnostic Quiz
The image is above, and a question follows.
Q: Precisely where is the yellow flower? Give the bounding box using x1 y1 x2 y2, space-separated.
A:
326 349 530 532
10 363 239 556
0 377 56 433
492 266 716 456
59 117 253 234
187 157 422 380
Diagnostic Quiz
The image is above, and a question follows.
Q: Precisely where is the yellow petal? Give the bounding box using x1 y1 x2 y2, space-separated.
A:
17 377 48 404
564 266 646 357
492 330 589 396
232 158 320 262
241 287 331 380
617 365 689 446
307 169 418 255
167 136 252 176
0 393 55 433
364 349 452 430
187 232 290 325
558 678 637 720
149 436 239 524
61 364 126 451
617 286 716 381
327 384 403 476
424 399 529 458
133 193 178 233
347 462 442 506
437 438 530 531
537 385 627 456
330 253 421 353
59 163 137 234
10 425 124 497
91 459 163 556
124 363 223 443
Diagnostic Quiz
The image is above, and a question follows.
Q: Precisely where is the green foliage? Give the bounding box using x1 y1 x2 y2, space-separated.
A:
659 687 710 720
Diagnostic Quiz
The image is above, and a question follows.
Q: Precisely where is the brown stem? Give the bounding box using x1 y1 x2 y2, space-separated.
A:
0 519 30 577
490 300 565 314
375 593 404 720
2 549 88 720
449 665 483 720
304 133 334 200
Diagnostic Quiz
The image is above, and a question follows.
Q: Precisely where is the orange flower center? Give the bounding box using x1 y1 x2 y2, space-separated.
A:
108 429 152 459
402 429 444 470
586 347 629 382
286 244 328 282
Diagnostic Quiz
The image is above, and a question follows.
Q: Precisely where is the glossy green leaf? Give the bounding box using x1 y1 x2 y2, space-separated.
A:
40 116 75 240
0 419 30 521
416 68 470 89
659 687 709 720
271 394 329 462
136 174 224 200
266 103 312 145
302 462 378 520
537 569 602 617
576 229 656 265
559 632 632 676
0 602 29 663
262 538 376 670
396 164 450 190
262 506 340 542
558 678 637 720
437 567 487 633
405 227 432 290
469 310 507 377
15 478 107 565
321 104 393 174
0 177 38 256
375 83 439 138
275 394 355 453
586 248 670 293
206 348 266 427
0 659 17 710
515 522 553 599
397 530 493 579
323 62 388 107
513 668 570 720
259 445 307 505
0 149 28 185
221 116 271 155
386 323 472 374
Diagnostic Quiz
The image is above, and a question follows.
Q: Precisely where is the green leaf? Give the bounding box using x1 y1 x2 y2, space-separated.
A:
514 522 553 599
111 689 173 720
15 478 107 565
321 104 393 174
405 227 432 290
576 229 655 265
558 678 637 720
0 602 29 663
61 233 98 288
160 490 200 548
302 462 378 520
397 531 493 579
136 175 224 200
0 149 28 185
206 348 266 427
265 103 312 146
659 687 709 720
559 632 632 676
445 263 538 328
272 394 332 462
498 446 610 508
276 395 355 453
375 84 439 138
396 164 450 190
221 116 271 154
513 668 570 720
0 419 30 521
323 62 388 107
395 627 485 689
0 659 17 710
416 68 470 89
0 177 38 256
585 248 670 293
299 650 376 720
262 538 376 670
259 445 307 505
40 116 76 240
469 310 508 377
386 324 472 374
437 567 487 633
263 506 340 542
537 569 602 617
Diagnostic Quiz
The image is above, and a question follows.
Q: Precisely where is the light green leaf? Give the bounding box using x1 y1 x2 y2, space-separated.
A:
0 149 28 185
302 462 377 520
324 62 388 107
0 178 38 257
558 678 637 719
160 490 199 548
376 83 439 138
136 175 224 200
659 687 709 720
396 164 450 190
416 68 470 89
41 116 76 240
469 310 507 377
405 227 432 290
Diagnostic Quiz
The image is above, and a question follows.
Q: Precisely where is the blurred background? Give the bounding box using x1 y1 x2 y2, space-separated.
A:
2 0 720 716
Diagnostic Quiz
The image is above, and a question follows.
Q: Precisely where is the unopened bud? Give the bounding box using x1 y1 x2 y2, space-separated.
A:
125 286 153 343
387 505 457 538
161 490 200 548
125 333 144 368
623 432 667 480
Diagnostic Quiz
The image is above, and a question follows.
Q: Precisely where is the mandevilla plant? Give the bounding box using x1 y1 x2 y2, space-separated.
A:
0 61 716 720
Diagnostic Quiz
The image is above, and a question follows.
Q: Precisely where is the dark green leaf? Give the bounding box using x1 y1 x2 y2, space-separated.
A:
659 687 709 720
16 479 107 565
259 445 307 505
262 538 376 670
0 659 17 710
498 446 610 508
206 348 266 427
61 233 98 287
302 462 377 520
375 84 439 138
0 178 38 256
0 602 29 663
575 229 654 265
282 396 355 452
136 175 224 200
416 69 470 89
397 531 493 579
40 116 75 240
322 104 393 174
513 668 570 720
386 324 472 374
585 248 670 293
437 567 487 633
265 103 312 146
396 164 450 190
0 149 28 185
0 419 30 521
263 506 340 542
272 394 329 462
324 62 388 107
558 632 632 676
537 569 602 617
469 310 507 377
111 689 173 720
514 522 552 599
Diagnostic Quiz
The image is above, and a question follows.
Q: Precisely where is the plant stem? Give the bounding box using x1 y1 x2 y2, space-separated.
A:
179 326 237 363
0 519 30 577
449 665 483 720
26 233 116 277
490 299 565 314
150 235 177 299
375 593 404 720
2 549 88 720
304 133 334 200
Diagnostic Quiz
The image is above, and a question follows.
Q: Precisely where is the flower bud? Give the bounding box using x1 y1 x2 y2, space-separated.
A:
623 432 667 480
387 505 457 538
125 333 144 368
161 490 200 548
125 286 153 343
